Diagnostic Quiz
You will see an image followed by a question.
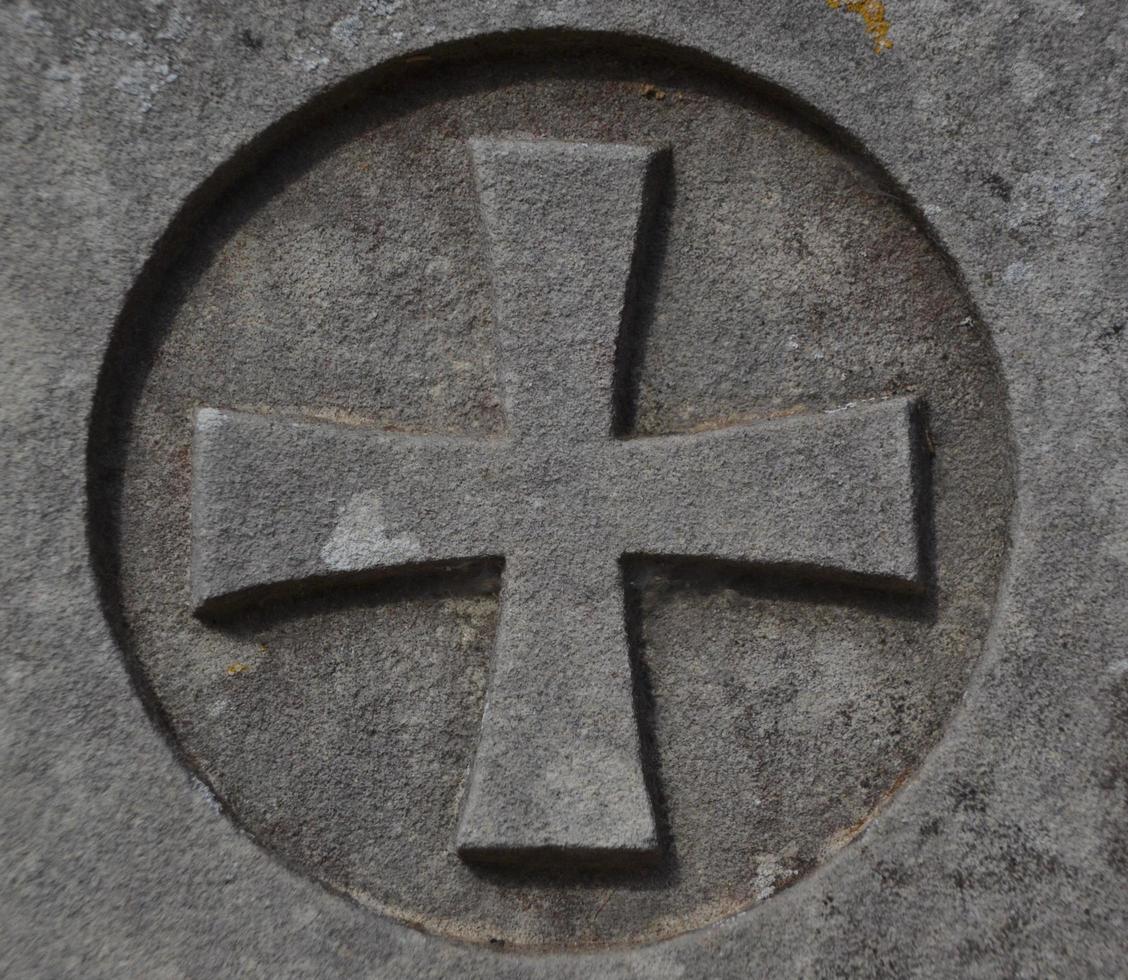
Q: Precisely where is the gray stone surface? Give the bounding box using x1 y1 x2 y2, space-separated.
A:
191 137 924 872
2 1 1126 977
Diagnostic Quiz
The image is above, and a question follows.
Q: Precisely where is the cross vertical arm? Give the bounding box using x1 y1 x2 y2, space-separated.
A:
456 549 658 867
454 138 670 867
470 137 668 443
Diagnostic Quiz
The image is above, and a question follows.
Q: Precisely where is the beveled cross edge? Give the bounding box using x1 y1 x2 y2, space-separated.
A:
189 137 928 873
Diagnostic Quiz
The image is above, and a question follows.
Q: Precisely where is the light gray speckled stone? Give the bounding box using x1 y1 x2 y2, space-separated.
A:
2 0 1126 976
190 137 923 869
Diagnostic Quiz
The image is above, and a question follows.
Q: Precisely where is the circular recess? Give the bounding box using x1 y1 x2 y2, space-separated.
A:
89 39 1013 949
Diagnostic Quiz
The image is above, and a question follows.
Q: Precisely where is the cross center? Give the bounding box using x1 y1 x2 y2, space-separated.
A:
190 138 926 871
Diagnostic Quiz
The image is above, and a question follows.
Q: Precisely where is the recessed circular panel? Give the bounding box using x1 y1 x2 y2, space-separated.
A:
90 41 1013 949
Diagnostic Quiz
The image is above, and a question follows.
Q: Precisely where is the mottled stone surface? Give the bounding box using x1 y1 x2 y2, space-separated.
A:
97 50 1003 947
2 2 1126 977
189 136 926 880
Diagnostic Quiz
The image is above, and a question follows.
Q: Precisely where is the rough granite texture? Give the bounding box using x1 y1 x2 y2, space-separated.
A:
97 48 1005 949
2 1 1126 977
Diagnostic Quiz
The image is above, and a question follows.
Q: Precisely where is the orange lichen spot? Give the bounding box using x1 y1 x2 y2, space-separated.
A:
226 662 250 676
640 83 667 101
684 403 811 434
827 768 914 852
827 0 894 53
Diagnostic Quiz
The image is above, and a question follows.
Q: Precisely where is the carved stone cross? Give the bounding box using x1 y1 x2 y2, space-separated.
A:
191 138 924 870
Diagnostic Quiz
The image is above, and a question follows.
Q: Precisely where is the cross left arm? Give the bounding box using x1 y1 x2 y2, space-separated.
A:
190 408 502 613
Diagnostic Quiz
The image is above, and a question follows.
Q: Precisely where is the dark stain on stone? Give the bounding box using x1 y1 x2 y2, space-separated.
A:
1099 673 1128 874
1098 321 1124 352
984 172 1013 202
951 778 989 814
919 815 943 837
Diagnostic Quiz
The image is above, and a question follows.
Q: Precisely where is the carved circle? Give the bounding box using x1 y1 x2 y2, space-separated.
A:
89 36 1014 949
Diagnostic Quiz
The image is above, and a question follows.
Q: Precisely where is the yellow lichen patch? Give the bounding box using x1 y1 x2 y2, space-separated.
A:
226 662 250 676
827 0 894 53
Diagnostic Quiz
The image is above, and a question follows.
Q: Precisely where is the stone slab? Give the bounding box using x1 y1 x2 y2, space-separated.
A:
2 1 1126 977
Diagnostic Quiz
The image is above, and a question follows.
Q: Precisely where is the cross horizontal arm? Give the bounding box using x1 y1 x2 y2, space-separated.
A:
616 396 926 590
190 409 501 613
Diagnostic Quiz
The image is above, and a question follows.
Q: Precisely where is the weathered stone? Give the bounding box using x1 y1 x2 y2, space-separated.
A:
3 2 1126 976
92 58 1012 943
192 138 925 871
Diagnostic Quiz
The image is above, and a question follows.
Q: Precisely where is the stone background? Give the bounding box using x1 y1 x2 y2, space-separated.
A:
3 1 1126 976
95 49 1011 948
